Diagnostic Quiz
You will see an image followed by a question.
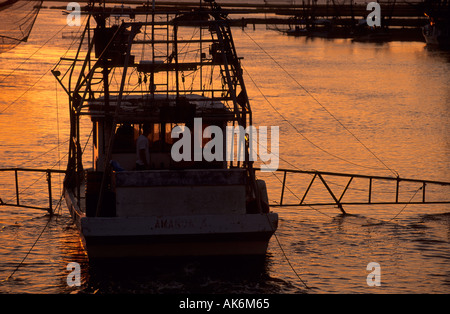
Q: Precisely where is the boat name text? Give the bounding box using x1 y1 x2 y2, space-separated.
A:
154 218 196 229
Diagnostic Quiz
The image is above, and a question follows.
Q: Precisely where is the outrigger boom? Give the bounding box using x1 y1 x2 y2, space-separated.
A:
260 168 450 214
1 166 449 217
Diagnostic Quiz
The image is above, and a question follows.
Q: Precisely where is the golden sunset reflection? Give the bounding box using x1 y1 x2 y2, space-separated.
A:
0 2 449 295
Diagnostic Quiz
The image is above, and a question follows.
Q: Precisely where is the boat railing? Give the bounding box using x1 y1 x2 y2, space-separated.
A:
254 167 450 214
0 168 66 215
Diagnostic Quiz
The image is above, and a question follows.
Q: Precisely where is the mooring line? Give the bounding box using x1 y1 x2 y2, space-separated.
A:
0 14 87 115
243 65 392 173
256 152 312 290
0 24 68 85
258 169 424 292
4 216 52 281
361 185 424 227
1 194 63 282
273 231 312 290
242 29 399 178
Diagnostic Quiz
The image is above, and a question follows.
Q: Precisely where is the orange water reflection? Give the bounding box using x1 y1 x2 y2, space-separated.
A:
0 7 449 293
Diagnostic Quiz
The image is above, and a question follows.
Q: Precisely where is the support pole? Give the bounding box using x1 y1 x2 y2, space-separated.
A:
317 173 346 214
396 178 400 203
280 170 287 206
46 170 53 216
300 173 317 205
422 182 426 203
338 176 353 202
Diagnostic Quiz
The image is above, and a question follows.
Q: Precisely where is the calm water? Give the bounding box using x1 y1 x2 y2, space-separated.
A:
1 5 450 294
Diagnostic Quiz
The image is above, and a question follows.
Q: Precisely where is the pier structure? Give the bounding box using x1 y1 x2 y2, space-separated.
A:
44 1 434 28
43 0 439 41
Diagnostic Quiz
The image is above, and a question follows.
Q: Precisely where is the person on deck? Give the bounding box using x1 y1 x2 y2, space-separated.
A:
136 124 151 170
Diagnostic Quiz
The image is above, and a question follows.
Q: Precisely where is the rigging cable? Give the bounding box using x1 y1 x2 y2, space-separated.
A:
242 65 391 172
0 23 68 85
242 32 427 225
242 29 399 177
273 231 312 290
14 139 69 168
255 156 312 290
0 63 59 114
0 14 87 114
244 66 415 196
1 194 64 282
361 185 424 227
1 151 69 206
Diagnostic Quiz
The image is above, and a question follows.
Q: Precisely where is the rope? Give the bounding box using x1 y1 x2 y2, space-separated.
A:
0 64 58 114
273 231 311 290
0 13 87 115
242 29 399 177
1 194 63 282
14 139 69 168
256 153 312 290
262 202 312 290
243 65 392 172
0 24 68 85
362 185 424 227
4 216 52 281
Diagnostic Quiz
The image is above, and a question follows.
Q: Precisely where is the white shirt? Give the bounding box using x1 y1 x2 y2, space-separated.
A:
136 134 150 166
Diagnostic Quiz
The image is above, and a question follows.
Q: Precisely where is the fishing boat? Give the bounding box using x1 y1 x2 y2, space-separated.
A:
422 0 450 49
422 21 450 48
2 0 450 264
51 0 278 259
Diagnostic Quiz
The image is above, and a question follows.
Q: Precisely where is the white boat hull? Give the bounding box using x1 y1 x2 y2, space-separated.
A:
65 188 278 259
82 215 277 259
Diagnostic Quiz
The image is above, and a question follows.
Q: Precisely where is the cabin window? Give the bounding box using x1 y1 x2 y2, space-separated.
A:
112 123 136 153
148 123 161 151
138 122 177 153
165 123 175 145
